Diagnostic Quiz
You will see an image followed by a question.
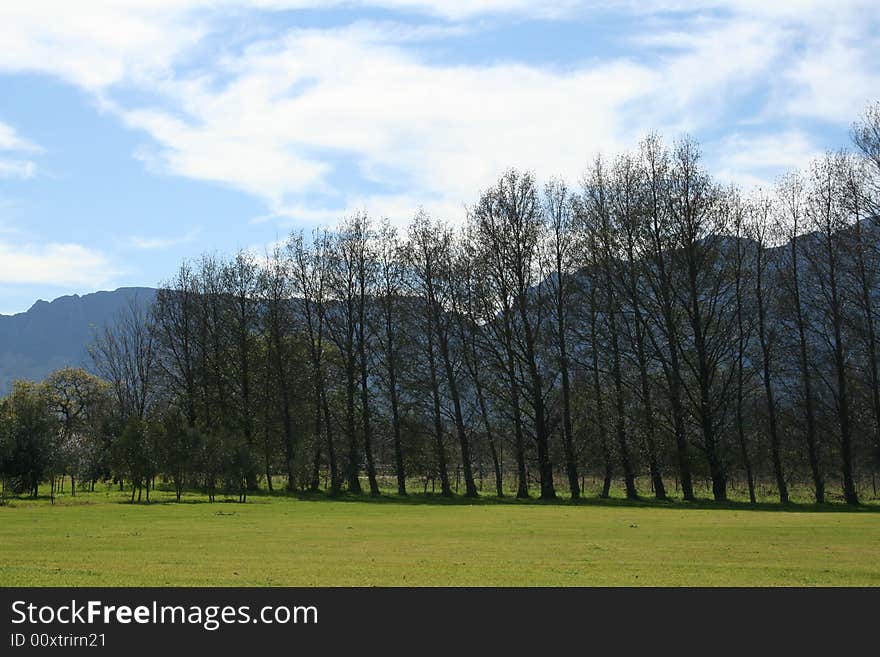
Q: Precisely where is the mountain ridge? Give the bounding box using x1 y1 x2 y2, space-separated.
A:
0 287 156 394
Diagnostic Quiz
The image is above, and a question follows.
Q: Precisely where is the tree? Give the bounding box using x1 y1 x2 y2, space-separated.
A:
351 215 381 496
326 215 371 494
803 153 858 505
840 155 880 478
543 177 582 499
852 101 880 215
453 225 505 497
154 263 200 428
113 416 155 503
90 296 158 423
155 406 199 502
730 196 757 504
613 153 668 500
0 382 55 498
748 196 788 504
374 220 409 495
581 156 638 499
260 243 299 491
43 368 108 497
406 212 454 496
410 215 478 498
776 173 825 503
638 135 695 501
474 170 556 500
667 138 735 501
290 230 340 494
222 250 262 490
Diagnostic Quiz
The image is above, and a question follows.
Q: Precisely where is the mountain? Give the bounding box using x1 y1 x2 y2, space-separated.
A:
0 287 156 394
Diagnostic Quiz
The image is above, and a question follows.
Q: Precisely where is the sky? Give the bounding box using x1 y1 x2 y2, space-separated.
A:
0 1 878 315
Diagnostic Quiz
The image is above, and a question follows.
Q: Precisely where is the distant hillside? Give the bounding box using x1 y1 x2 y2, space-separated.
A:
0 287 156 394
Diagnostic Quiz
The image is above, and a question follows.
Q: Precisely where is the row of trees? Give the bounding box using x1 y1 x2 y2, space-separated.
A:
3 104 880 505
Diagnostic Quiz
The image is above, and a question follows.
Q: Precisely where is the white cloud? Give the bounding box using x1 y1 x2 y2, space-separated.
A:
0 121 41 180
0 0 877 226
781 29 880 124
0 2 208 90
0 160 36 180
713 129 824 190
114 11 844 222
0 0 591 93
127 227 202 250
0 121 41 153
0 241 120 287
115 23 659 223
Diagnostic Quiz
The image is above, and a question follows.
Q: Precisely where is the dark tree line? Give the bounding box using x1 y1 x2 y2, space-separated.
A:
3 103 880 506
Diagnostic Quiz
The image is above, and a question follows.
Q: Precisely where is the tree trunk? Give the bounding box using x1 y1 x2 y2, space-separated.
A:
790 235 825 503
590 290 612 500
756 250 788 504
426 321 452 496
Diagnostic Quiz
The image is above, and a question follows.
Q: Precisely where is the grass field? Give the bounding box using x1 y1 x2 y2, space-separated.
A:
1 484 879 586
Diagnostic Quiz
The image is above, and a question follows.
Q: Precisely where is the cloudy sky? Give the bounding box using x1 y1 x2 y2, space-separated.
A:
0 1 877 314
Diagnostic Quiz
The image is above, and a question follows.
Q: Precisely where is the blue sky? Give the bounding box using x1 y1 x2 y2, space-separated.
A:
0 0 878 314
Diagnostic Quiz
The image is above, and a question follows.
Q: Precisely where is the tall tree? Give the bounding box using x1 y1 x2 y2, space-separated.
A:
474 170 556 500
375 220 408 495
454 227 504 497
222 250 262 490
748 196 788 504
326 218 368 494
730 198 757 504
638 135 695 500
667 138 734 501
612 153 667 500
90 295 158 423
290 230 339 494
804 153 858 505
544 177 581 499
841 155 880 477
776 174 825 503
43 368 107 497
582 157 637 499
260 243 298 491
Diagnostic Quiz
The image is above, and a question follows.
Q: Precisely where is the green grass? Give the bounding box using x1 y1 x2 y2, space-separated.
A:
1 484 879 586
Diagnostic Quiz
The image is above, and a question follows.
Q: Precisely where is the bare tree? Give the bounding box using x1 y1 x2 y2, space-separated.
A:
776 173 825 503
637 135 695 500
222 250 262 491
290 230 340 494
407 212 457 497
474 169 556 500
731 197 757 504
154 263 200 428
543 177 581 499
352 215 381 496
840 155 880 477
748 195 788 503
852 101 880 215
453 226 505 497
667 138 735 501
581 157 637 499
260 242 298 491
90 295 158 423
612 152 668 500
375 219 408 495
325 217 368 494
804 153 858 505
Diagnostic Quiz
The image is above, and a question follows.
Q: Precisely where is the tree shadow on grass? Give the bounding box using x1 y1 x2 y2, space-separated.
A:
279 489 880 514
7 487 877 513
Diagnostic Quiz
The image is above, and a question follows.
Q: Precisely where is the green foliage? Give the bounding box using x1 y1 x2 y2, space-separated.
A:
0 381 57 496
113 416 156 501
